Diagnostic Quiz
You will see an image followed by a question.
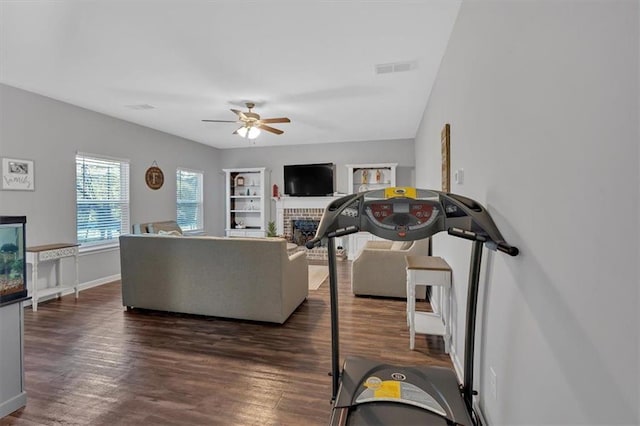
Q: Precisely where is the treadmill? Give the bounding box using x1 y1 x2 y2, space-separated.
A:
305 187 519 426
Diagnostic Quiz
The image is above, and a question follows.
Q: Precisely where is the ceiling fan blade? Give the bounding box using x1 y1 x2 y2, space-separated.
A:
231 109 248 120
257 124 284 135
232 127 243 135
260 117 291 124
202 119 237 123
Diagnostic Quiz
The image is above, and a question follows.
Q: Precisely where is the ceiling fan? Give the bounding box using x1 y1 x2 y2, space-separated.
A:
202 102 290 139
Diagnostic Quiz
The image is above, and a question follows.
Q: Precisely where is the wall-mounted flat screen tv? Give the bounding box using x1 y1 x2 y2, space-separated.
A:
284 163 335 197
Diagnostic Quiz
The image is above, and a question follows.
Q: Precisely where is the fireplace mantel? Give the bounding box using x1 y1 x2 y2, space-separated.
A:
272 196 340 210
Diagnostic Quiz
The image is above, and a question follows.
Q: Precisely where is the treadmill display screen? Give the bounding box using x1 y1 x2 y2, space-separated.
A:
393 203 410 213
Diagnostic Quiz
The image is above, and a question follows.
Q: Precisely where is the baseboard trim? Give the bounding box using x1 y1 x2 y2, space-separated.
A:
449 341 464 383
79 274 121 291
473 398 488 426
0 391 26 418
24 274 121 307
449 342 488 426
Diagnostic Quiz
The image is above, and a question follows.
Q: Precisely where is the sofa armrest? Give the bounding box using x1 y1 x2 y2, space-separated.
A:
288 250 306 262
279 249 309 323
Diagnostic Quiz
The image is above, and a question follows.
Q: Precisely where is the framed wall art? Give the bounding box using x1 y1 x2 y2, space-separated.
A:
2 157 35 191
145 161 164 190
441 123 450 193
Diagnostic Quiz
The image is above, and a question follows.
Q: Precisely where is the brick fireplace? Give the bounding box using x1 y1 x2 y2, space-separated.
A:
274 196 345 261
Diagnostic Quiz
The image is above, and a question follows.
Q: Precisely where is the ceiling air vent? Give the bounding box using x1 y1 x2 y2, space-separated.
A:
375 61 417 75
125 104 155 110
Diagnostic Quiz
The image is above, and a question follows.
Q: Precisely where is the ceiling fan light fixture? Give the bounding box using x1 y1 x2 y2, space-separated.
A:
236 126 249 138
236 125 261 139
205 102 288 139
247 126 261 139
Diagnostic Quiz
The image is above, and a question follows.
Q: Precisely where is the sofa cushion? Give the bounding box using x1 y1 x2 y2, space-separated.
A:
390 241 412 251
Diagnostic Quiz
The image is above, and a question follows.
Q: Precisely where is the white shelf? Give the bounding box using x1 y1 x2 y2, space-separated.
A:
223 167 269 238
37 286 74 299
414 312 446 337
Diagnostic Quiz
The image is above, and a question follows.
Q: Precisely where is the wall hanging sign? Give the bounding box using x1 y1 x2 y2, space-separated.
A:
145 161 164 190
441 123 451 193
2 157 35 191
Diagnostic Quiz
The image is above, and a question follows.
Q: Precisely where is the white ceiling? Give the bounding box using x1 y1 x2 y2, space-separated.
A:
0 1 461 149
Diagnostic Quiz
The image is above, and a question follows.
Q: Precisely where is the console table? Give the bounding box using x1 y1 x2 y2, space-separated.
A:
26 243 79 312
405 255 452 353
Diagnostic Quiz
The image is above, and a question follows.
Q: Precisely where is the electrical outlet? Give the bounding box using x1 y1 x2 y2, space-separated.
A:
489 367 498 400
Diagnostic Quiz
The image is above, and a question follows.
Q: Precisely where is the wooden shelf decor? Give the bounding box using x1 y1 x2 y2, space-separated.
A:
441 123 450 193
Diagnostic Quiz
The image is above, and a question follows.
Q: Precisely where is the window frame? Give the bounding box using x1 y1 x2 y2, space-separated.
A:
176 167 204 234
75 153 130 252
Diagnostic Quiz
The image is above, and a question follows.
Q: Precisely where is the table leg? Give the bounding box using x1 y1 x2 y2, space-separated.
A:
406 269 410 326
55 258 61 299
444 279 451 354
31 260 38 312
74 254 79 300
408 270 416 350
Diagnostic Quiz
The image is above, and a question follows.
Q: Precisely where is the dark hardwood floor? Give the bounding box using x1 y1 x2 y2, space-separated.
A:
2 261 451 425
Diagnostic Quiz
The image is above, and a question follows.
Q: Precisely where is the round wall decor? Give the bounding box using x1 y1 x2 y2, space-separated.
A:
145 164 164 190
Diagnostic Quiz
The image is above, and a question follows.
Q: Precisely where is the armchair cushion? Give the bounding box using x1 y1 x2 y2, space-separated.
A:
351 238 430 298
132 220 183 235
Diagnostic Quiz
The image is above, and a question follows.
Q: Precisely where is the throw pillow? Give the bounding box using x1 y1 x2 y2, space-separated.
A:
158 229 181 236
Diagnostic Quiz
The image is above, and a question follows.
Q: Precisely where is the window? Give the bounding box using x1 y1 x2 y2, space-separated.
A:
76 153 130 250
177 168 203 232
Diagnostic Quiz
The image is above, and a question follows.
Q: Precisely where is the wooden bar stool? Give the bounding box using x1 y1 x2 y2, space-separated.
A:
405 255 452 352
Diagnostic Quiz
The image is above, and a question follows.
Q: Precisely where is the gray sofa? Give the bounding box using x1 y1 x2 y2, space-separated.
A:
119 234 308 324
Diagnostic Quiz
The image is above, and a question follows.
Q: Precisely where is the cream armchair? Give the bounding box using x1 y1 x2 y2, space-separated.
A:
351 239 430 298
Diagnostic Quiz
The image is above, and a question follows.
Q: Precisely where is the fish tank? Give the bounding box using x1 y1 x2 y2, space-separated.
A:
0 216 27 304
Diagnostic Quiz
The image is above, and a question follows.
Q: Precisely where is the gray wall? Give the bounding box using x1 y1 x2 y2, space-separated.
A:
415 1 639 424
221 139 415 220
0 84 414 288
0 84 224 286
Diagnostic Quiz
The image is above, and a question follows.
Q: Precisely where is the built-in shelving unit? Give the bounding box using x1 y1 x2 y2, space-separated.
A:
347 163 397 194
223 167 268 238
345 163 397 259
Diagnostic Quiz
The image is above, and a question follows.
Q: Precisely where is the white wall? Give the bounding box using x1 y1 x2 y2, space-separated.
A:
220 139 415 219
415 1 639 424
0 84 224 286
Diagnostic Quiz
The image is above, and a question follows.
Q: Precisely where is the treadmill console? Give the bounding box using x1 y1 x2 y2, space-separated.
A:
313 187 518 255
363 198 441 240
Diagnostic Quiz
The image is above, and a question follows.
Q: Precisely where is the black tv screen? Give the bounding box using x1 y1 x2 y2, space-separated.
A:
284 163 335 196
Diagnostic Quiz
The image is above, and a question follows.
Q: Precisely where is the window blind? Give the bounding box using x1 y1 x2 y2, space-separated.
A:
76 154 130 248
176 168 203 232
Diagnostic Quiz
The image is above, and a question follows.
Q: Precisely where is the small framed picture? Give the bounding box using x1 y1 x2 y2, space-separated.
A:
2 158 35 191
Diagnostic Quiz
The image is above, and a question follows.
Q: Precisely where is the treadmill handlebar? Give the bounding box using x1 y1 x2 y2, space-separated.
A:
497 242 519 257
448 227 519 257
305 238 321 249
